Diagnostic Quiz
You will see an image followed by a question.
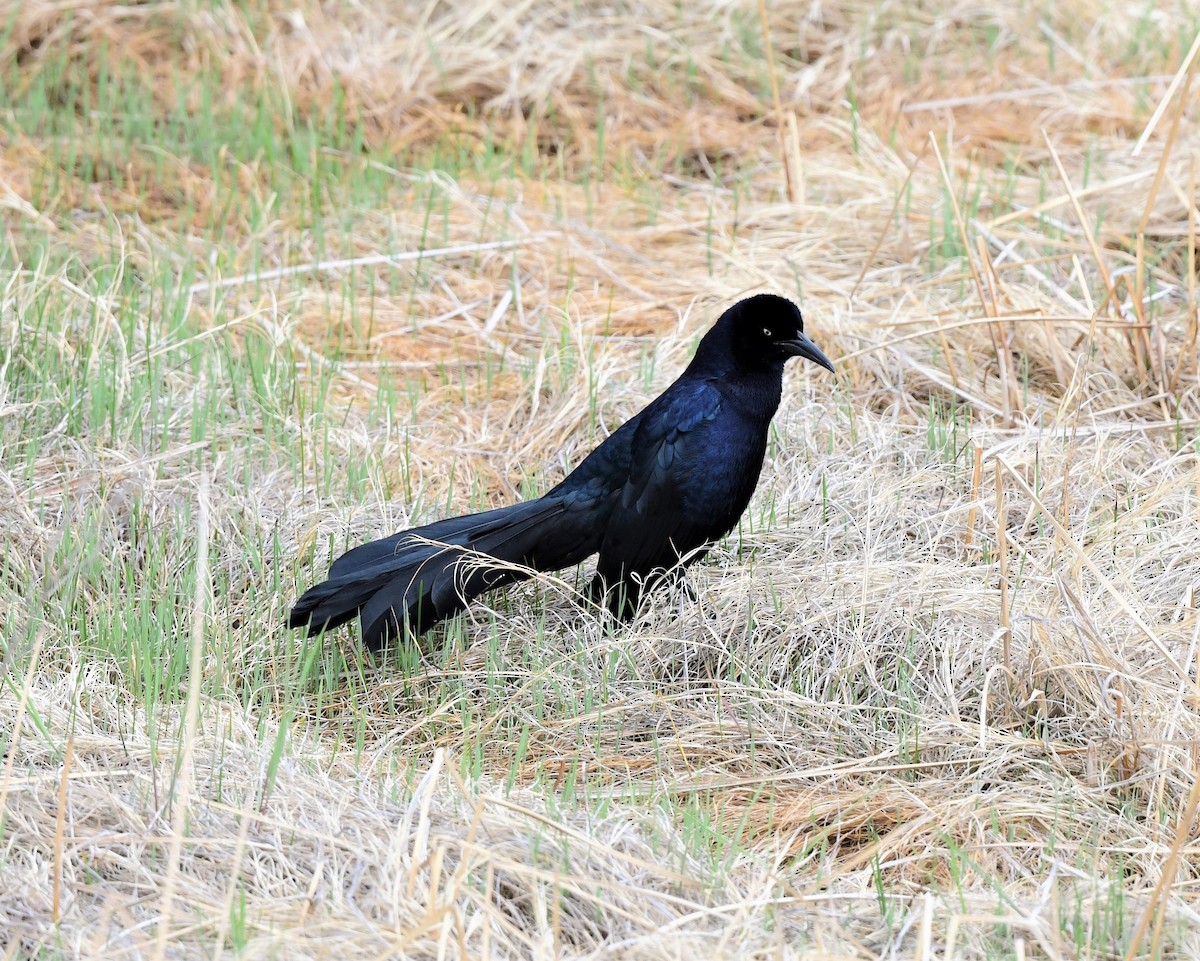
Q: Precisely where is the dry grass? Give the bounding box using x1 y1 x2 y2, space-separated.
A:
2 0 1200 957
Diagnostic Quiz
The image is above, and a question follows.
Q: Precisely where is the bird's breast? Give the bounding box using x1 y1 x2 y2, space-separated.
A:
674 416 769 534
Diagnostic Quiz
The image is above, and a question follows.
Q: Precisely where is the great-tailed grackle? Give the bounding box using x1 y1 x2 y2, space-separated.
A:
290 293 834 649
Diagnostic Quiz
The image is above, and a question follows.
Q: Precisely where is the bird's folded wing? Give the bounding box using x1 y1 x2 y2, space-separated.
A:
600 380 723 572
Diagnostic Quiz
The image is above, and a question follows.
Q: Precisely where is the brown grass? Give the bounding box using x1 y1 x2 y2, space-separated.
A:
3 0 1200 958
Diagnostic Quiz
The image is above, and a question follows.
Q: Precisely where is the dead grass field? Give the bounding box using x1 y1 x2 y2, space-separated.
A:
2 0 1200 958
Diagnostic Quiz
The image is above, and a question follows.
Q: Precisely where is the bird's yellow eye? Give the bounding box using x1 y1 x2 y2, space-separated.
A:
761 326 773 338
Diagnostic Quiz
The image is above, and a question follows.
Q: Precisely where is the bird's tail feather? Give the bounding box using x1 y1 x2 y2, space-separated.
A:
289 495 598 649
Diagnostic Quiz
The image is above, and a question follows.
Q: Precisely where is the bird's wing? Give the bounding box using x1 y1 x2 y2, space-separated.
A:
596 380 724 576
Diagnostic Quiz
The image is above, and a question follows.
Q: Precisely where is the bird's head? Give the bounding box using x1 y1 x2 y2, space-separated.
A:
693 293 835 377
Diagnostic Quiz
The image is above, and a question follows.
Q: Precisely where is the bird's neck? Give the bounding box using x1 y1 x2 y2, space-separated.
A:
683 338 786 424
705 368 784 425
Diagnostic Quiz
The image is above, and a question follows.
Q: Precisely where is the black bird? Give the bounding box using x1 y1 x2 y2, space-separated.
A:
290 293 834 649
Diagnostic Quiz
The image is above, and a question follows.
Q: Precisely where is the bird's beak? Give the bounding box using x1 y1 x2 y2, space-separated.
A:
781 330 835 372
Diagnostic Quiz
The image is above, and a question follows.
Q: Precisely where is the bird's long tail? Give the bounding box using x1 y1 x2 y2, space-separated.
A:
289 495 599 649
